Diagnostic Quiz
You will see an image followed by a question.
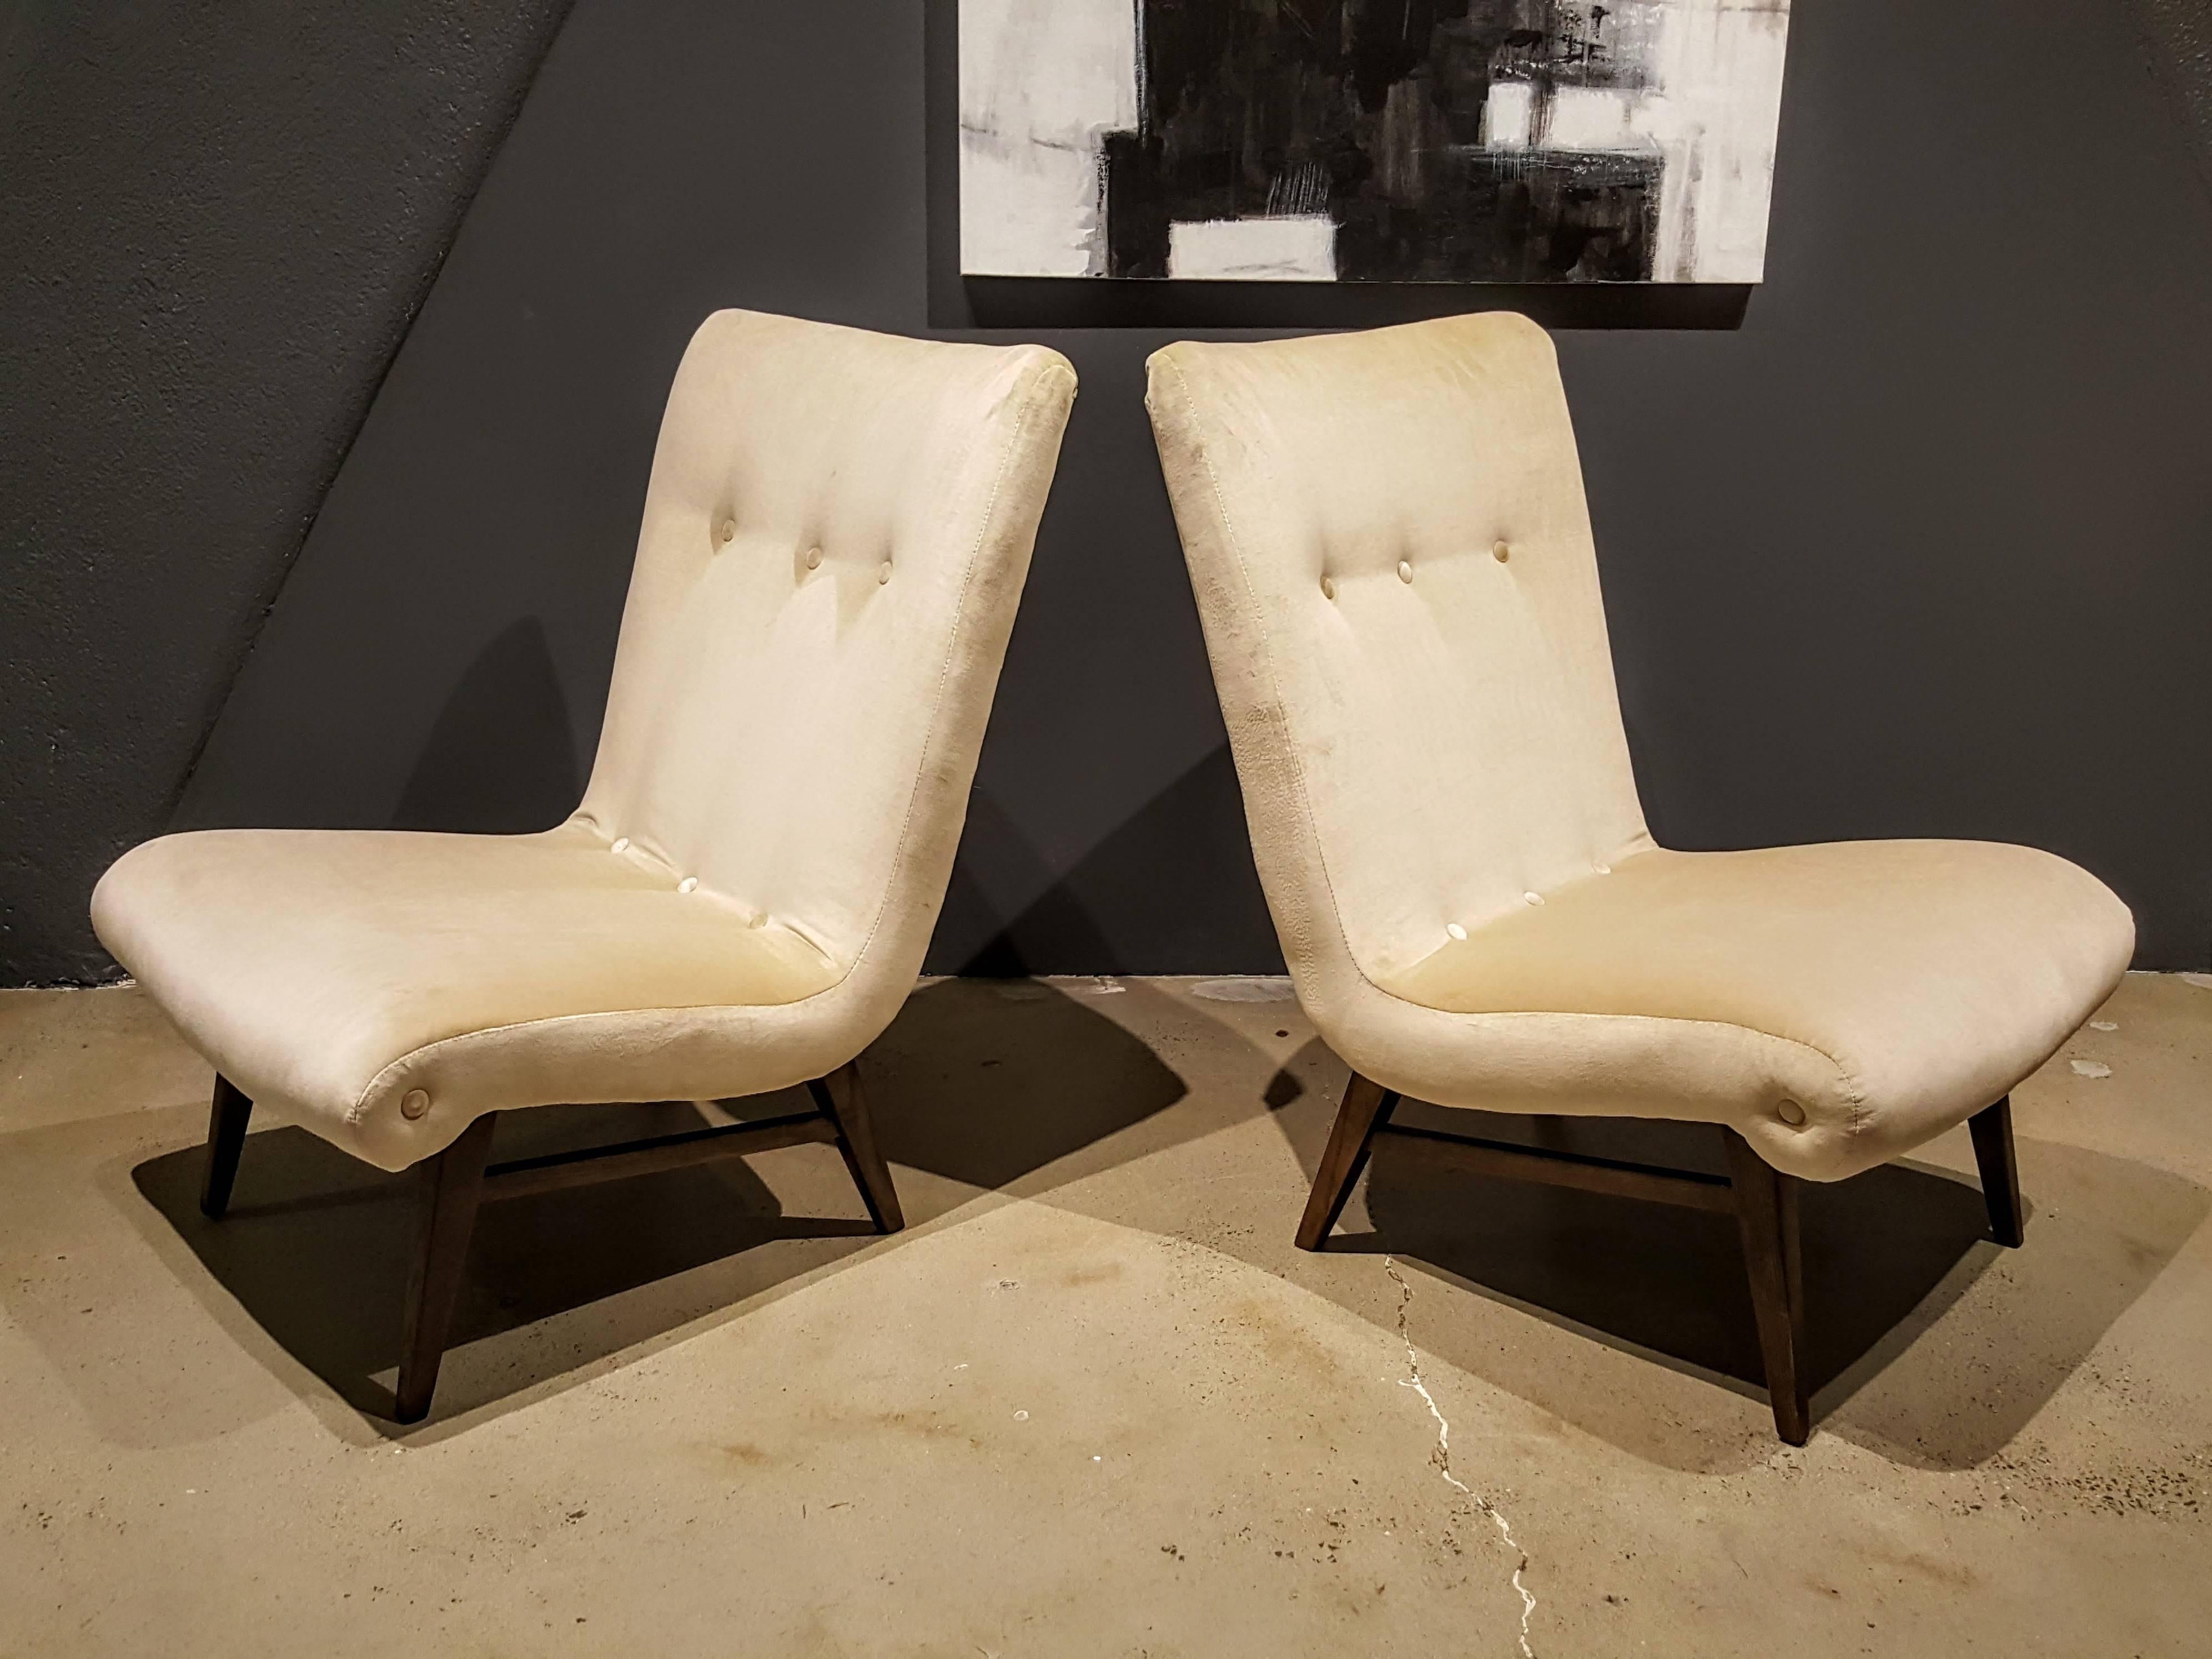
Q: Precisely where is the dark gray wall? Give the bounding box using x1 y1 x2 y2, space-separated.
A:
2138 0 2212 188
13 0 2212 979
0 0 573 983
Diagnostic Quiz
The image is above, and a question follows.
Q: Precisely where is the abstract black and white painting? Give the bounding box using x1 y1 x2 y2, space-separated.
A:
959 1 1791 283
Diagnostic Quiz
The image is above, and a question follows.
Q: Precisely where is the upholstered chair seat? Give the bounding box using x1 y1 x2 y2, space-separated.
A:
94 309 1077 1419
1368 837 2128 1183
93 823 849 1173
1146 312 2131 1442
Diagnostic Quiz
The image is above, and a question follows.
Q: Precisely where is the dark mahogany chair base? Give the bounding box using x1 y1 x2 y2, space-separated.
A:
197 1063 904 1424
1296 1075 2025 1446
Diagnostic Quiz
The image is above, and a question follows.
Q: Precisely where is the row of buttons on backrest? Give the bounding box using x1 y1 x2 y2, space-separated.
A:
715 516 893 584
1319 540 1514 601
599 514 897 913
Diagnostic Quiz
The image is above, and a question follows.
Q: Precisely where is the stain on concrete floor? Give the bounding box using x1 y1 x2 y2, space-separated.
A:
2 974 2206 1655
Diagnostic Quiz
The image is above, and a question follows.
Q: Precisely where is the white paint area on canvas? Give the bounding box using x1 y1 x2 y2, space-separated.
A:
1168 217 1338 281
1484 81 1537 152
1544 86 1648 152
958 0 1136 277
1488 0 1791 282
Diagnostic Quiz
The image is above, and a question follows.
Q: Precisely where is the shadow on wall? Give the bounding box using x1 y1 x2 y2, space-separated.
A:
391 616 581 833
0 0 579 985
1261 1074 2208 1471
119 980 1187 1432
374 613 1276 975
930 744 1284 977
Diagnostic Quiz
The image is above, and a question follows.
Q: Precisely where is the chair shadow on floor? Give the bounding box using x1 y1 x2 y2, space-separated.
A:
861 977 1192 1192
128 979 1187 1432
1271 1076 2208 1471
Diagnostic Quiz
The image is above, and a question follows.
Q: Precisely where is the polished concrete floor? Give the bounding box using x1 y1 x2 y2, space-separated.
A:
2 973 2208 1656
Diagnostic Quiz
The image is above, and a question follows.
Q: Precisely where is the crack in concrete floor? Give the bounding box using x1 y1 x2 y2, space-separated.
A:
1387 1254 1538 1657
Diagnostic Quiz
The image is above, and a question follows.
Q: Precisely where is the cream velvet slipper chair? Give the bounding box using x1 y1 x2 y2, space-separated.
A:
1144 313 2132 1445
93 309 1077 1421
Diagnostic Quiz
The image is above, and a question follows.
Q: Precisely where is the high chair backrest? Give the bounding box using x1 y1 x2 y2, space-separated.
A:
579 309 1077 982
1147 313 1650 992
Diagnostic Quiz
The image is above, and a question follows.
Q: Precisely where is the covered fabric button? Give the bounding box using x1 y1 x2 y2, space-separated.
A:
1592 861 1611 874
1492 540 1511 562
1523 891 1544 906
400 1089 431 1121
678 876 699 894
1320 575 1336 600
1777 1099 1808 1127
1446 922 1467 941
718 519 736 543
878 560 892 584
805 547 823 570
610 837 630 854
1397 560 1414 583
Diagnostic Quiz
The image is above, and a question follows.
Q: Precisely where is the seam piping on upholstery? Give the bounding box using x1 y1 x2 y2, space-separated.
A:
846 357 1065 980
346 995 841 1126
1369 996 1866 1108
1162 353 1400 1004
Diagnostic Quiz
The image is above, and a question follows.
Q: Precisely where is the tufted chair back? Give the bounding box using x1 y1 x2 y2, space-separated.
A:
1146 313 1652 998
576 309 1077 987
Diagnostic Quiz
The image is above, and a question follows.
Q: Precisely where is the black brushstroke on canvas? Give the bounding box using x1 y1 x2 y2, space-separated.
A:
1102 0 1663 282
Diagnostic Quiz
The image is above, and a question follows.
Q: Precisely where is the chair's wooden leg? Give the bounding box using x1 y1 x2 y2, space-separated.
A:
809 1062 904 1234
394 1114 497 1425
199 1075 254 1219
1968 1095 2025 1248
1295 1072 1400 1251
1723 1129 1809 1446
1778 1167 1806 1361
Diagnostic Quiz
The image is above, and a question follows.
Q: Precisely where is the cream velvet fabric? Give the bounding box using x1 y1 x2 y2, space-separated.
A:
1146 313 2132 1181
95 310 1077 1171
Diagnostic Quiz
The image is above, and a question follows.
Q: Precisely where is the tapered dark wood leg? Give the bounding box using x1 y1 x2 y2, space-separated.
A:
200 1075 255 1219
1723 1130 1809 1446
394 1114 498 1425
1778 1169 1806 1361
1295 1072 1400 1251
1969 1095 2024 1248
808 1062 904 1234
